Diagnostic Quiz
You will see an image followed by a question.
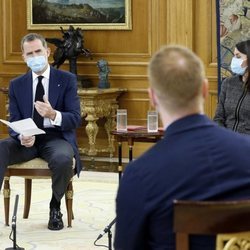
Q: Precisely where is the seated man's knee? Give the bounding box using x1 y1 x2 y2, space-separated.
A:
50 154 73 172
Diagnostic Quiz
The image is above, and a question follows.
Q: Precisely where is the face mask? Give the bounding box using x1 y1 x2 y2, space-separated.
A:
26 55 47 73
230 57 247 75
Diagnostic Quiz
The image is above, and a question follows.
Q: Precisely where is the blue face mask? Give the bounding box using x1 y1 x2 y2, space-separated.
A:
230 57 247 75
26 56 47 73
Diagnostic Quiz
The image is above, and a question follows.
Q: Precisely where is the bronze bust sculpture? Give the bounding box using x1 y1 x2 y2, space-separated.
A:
97 59 111 89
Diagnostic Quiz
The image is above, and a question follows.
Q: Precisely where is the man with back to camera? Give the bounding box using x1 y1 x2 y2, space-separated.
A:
0 33 83 230
114 45 250 249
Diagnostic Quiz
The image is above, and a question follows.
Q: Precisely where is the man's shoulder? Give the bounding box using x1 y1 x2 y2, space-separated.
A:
10 72 31 90
11 72 31 83
50 66 76 79
213 125 250 150
124 139 167 174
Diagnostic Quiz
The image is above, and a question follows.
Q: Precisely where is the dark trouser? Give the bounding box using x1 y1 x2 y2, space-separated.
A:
0 134 74 203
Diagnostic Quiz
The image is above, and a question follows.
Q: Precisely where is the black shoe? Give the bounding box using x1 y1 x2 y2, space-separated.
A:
48 208 64 230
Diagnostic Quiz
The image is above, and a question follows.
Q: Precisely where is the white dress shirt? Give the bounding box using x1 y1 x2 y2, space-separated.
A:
32 66 62 128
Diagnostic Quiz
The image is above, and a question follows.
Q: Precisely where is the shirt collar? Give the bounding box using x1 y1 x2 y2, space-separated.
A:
32 65 50 81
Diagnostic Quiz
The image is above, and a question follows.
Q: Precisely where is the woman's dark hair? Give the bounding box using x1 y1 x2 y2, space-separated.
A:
236 40 250 89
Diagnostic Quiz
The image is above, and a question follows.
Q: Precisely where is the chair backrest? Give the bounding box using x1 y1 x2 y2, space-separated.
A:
173 200 250 250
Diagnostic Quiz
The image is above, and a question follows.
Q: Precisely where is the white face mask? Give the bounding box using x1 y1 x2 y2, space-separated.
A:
26 55 47 73
230 57 247 75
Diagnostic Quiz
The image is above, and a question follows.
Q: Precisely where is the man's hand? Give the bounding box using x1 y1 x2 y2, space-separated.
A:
34 95 56 121
20 135 35 147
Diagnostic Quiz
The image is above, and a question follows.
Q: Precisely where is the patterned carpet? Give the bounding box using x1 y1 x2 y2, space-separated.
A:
0 171 119 250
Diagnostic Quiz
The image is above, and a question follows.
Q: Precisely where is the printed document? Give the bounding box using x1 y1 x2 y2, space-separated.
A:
0 118 46 136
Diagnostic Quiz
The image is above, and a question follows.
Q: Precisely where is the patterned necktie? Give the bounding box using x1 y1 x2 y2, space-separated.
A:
33 76 44 128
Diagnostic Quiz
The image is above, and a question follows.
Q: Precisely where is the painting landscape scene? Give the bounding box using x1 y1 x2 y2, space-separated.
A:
32 0 126 25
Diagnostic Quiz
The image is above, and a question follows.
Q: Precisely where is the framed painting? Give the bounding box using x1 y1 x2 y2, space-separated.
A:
27 0 132 30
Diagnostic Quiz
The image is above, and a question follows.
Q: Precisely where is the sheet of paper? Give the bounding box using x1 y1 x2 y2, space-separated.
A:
0 118 46 136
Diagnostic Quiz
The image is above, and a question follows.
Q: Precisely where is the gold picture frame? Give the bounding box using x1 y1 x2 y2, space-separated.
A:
27 0 132 30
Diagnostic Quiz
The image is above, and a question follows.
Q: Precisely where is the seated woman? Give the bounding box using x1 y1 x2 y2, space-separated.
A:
214 39 250 134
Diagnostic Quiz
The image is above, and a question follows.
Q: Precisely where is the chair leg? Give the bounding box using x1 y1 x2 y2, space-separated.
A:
65 180 73 227
23 179 32 219
3 177 11 226
176 233 189 250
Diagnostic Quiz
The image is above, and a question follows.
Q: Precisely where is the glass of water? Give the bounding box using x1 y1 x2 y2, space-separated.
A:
147 111 158 132
116 109 127 131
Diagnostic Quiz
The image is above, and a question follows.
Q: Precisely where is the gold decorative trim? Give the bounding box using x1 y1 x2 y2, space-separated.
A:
78 88 126 156
66 190 74 200
217 232 250 250
3 188 10 198
27 0 132 30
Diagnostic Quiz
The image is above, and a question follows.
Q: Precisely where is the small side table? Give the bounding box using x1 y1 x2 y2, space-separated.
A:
111 128 164 179
78 88 126 156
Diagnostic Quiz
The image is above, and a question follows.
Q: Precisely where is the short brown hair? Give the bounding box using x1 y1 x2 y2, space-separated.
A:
148 45 205 111
21 33 47 52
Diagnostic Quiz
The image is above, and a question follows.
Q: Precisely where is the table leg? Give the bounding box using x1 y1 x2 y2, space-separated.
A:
104 115 116 157
118 142 122 182
128 138 133 162
85 115 99 156
129 146 133 162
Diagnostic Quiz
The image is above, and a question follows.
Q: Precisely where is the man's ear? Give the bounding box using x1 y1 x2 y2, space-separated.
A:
22 53 26 62
47 47 51 57
148 87 158 108
202 79 209 99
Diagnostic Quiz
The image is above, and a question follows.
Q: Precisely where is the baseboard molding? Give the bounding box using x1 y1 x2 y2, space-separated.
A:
81 155 129 164
80 156 129 172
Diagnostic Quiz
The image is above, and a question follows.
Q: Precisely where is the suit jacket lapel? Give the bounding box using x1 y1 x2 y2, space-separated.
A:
48 67 61 108
22 72 33 117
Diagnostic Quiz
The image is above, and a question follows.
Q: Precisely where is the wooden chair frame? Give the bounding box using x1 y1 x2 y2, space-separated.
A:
173 200 250 250
3 158 74 227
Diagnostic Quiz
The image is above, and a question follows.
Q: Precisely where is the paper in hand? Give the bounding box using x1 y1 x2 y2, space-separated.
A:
0 118 46 136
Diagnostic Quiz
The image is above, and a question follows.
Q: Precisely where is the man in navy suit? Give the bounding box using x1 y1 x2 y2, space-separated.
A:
114 45 250 249
0 33 82 230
